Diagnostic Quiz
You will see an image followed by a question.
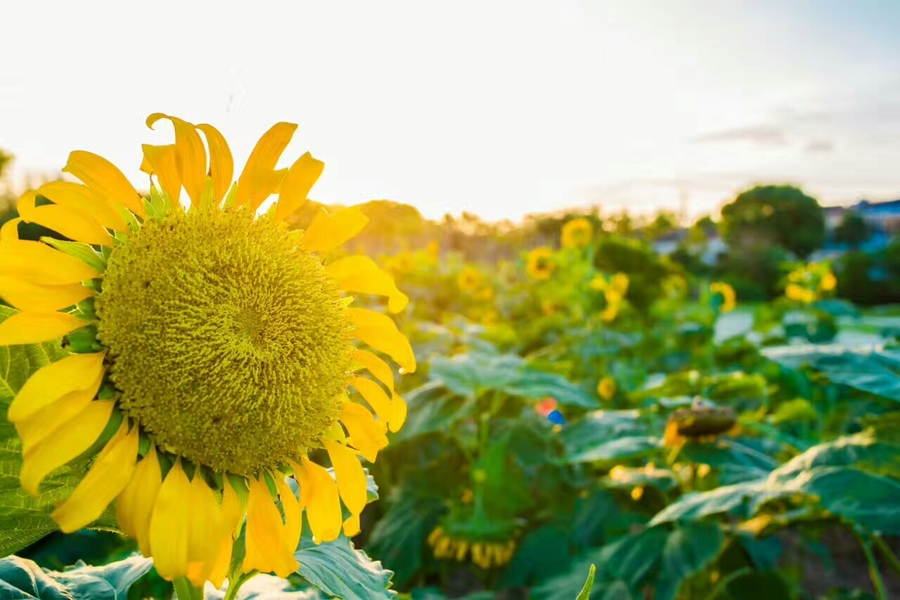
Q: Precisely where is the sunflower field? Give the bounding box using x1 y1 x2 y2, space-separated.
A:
0 118 898 600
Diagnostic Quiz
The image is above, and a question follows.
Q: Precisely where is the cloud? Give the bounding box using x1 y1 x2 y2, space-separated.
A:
805 139 835 153
691 125 788 146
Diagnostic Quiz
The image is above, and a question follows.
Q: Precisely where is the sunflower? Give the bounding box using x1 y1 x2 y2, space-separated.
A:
427 527 516 570
597 376 617 401
662 405 739 448
561 217 594 248
785 283 816 304
526 247 555 280
709 282 736 313
457 266 482 293
0 114 416 590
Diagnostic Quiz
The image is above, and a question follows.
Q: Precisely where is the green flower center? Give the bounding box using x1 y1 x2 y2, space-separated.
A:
96 208 354 475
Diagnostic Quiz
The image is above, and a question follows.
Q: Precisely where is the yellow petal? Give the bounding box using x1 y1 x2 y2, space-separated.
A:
302 206 369 253
389 393 408 433
117 445 161 557
19 400 115 496
185 473 226 587
1 218 20 242
294 457 342 544
149 459 191 581
0 311 88 346
236 122 298 210
273 152 323 221
8 351 105 422
63 151 145 217
243 475 299 578
147 114 207 206
343 513 361 538
36 181 127 232
275 476 302 553
326 256 409 313
0 275 92 312
351 349 394 393
16 369 104 454
17 191 111 246
197 123 234 205
322 438 367 526
0 240 99 285
349 376 393 423
53 422 139 532
339 401 388 463
141 144 182 203
206 536 234 590
347 308 416 373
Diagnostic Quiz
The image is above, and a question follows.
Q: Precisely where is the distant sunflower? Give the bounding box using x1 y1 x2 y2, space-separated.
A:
427 527 516 570
0 114 415 588
709 282 737 313
597 376 617 401
561 217 594 248
457 266 482 293
526 247 555 280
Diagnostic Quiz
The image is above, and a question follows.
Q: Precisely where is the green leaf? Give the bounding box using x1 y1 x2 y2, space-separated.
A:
0 554 151 599
575 564 596 600
366 494 442 588
649 481 794 525
598 526 669 588
500 525 572 588
660 521 724 581
763 345 900 402
0 306 102 556
562 436 659 465
787 467 900 534
429 352 598 407
769 431 900 481
391 381 475 444
294 533 396 600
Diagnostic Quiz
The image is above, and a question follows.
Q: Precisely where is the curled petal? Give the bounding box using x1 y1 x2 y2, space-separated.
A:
236 122 298 210
52 422 139 532
0 311 89 346
0 275 92 312
243 475 299 577
349 376 393 423
339 401 388 463
0 240 99 285
197 123 234 205
293 457 342 544
147 114 208 206
36 181 127 232
17 191 110 246
326 255 408 313
8 352 105 422
302 206 369 254
19 400 115 496
141 144 182 203
273 152 323 221
351 349 394 393
322 438 367 536
347 308 416 373
63 151 145 217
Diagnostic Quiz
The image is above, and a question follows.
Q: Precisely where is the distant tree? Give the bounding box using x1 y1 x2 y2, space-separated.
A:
0 149 12 181
834 211 871 250
643 211 679 242
719 185 825 259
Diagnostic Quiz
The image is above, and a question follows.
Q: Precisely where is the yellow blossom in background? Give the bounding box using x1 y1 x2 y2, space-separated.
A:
709 282 737 313
425 240 440 264
526 247 555 280
541 299 558 316
785 283 817 304
561 217 594 248
597 376 617 400
0 114 416 589
457 266 482 293
819 271 837 292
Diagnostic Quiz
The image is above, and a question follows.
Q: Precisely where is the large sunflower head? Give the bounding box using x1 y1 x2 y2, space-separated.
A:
0 114 416 588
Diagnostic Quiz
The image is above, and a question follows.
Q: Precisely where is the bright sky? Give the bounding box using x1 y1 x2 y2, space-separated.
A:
3 0 900 222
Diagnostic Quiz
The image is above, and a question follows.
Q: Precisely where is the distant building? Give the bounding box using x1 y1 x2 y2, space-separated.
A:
824 199 900 235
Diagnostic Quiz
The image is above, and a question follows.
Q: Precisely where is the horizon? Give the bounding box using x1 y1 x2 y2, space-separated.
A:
2 0 900 223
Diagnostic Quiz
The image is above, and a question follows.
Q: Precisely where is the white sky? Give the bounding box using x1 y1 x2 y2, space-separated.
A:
2 0 900 222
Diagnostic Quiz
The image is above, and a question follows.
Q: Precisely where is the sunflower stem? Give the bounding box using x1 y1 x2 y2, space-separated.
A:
173 577 205 600
224 570 259 600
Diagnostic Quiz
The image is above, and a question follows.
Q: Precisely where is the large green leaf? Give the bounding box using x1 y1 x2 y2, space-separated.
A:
769 431 900 481
0 306 99 556
763 345 900 402
294 533 395 600
558 410 649 455
429 352 597 407
785 467 900 534
389 381 474 443
649 481 794 525
0 554 151 599
562 436 659 465
365 494 443 588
